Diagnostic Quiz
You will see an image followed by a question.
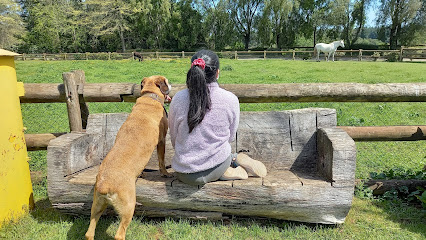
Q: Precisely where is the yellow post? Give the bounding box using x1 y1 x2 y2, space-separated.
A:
0 49 34 227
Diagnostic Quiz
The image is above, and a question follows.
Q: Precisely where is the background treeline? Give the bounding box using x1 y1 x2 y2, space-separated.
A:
0 0 424 53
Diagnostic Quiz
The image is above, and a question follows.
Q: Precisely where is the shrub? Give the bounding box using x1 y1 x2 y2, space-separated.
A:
384 52 400 62
372 52 381 61
222 65 233 71
355 181 374 199
73 54 84 60
218 52 234 59
110 53 124 60
94 53 109 60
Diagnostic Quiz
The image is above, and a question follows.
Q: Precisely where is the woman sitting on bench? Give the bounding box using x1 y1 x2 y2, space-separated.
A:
169 50 267 186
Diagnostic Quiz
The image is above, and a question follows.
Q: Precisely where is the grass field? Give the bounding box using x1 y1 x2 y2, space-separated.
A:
1 59 425 239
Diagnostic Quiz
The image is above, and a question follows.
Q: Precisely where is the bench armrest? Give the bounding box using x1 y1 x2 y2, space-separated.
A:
317 127 356 188
47 132 104 180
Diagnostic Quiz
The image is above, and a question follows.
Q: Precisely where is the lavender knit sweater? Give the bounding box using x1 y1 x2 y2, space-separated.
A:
169 82 240 173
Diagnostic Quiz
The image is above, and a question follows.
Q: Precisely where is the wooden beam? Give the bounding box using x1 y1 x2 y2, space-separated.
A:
21 83 426 103
339 126 426 141
24 125 426 152
21 83 66 103
25 133 66 151
222 83 426 103
356 179 426 195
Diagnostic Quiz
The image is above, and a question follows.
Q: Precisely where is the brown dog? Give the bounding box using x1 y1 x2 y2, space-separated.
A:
85 76 172 240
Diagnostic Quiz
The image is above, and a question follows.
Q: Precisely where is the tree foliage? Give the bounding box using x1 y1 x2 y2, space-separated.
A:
0 0 26 50
7 0 424 53
85 0 142 52
202 0 236 50
259 0 298 49
229 0 264 50
377 0 423 49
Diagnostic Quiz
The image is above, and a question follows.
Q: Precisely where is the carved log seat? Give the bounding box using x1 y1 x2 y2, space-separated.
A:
47 108 356 224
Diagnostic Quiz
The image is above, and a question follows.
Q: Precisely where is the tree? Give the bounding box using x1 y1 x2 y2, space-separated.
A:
398 0 425 46
260 0 298 49
21 0 70 53
64 1 88 52
297 0 331 47
325 0 370 48
344 0 370 47
229 0 264 50
377 0 422 49
166 0 204 50
202 0 236 50
0 0 26 50
132 0 171 49
85 0 142 52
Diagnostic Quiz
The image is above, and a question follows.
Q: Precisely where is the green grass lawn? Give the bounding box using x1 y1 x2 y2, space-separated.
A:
0 197 425 240
1 59 425 239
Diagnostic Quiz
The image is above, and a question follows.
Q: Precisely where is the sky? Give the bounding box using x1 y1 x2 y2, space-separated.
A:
366 7 377 27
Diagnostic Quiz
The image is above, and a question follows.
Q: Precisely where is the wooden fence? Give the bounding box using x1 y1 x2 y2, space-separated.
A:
21 70 426 150
15 48 426 62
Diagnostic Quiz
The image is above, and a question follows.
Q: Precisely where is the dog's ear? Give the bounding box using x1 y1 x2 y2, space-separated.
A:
155 77 170 95
141 77 147 89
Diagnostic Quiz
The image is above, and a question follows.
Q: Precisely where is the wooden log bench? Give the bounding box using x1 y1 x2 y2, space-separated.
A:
47 108 356 224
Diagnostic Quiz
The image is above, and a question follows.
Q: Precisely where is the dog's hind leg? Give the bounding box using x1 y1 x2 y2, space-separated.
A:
157 140 172 177
113 189 136 240
85 192 108 240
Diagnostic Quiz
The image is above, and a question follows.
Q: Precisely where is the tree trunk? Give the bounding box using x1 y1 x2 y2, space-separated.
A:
276 32 281 50
313 26 317 47
351 0 365 46
390 0 401 50
390 20 399 50
345 21 351 48
119 27 126 53
244 33 250 50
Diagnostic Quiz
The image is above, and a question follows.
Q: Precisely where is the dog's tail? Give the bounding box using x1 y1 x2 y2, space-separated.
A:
95 175 110 195
96 184 109 195
95 182 117 205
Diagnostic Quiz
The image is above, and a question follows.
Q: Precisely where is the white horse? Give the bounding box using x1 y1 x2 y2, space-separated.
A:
314 40 345 62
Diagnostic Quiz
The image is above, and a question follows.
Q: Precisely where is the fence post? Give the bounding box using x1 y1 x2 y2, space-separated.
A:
234 51 237 60
156 51 159 59
182 51 185 58
85 52 88 60
43 53 46 61
358 49 362 61
22 53 25 61
292 50 295 60
350 49 353 60
399 47 404 62
63 71 83 132
73 70 89 129
64 53 67 60
264 50 266 60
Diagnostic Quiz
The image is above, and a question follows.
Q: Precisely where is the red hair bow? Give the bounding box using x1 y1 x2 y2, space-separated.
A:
191 58 206 70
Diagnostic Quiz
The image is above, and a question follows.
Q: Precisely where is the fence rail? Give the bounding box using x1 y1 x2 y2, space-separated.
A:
21 82 426 103
15 48 426 62
20 70 426 150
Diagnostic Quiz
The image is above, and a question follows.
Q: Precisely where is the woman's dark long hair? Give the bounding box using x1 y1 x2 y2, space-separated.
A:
186 50 220 133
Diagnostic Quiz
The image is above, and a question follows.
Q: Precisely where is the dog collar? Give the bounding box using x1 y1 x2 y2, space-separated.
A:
140 92 168 117
141 92 164 105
